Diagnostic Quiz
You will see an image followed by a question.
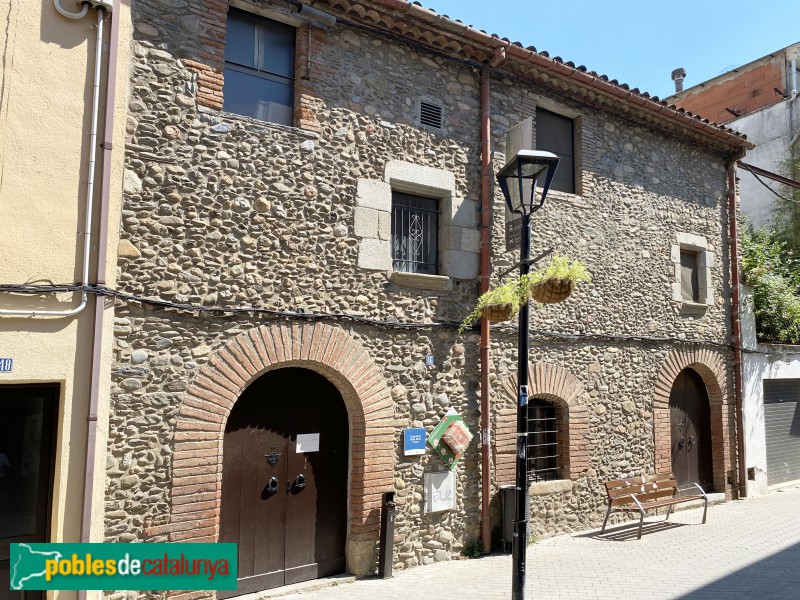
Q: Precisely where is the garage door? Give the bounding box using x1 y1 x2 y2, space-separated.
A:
764 379 800 486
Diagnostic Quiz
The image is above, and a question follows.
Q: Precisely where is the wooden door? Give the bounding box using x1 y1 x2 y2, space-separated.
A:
669 369 713 490
220 369 348 597
0 385 58 600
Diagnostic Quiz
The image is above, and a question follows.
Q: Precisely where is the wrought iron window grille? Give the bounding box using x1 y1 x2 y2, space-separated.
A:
528 399 559 482
391 192 440 275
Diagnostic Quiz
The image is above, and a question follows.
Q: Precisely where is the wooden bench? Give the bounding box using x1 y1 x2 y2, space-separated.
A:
602 472 708 539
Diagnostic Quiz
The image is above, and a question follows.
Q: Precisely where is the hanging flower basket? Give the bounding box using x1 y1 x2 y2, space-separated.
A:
480 302 516 322
529 277 575 304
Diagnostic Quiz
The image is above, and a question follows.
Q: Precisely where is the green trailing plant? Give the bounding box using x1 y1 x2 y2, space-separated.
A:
458 255 590 332
528 255 591 287
742 223 800 344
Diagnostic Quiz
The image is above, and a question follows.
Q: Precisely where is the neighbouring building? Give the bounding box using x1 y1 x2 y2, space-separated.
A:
671 44 800 495
105 0 750 597
670 42 800 227
0 1 130 599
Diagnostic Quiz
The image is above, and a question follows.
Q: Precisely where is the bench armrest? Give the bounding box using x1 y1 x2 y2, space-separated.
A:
627 493 645 512
677 482 708 501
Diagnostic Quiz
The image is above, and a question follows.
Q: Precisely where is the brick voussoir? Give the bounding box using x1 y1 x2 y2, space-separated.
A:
232 335 261 374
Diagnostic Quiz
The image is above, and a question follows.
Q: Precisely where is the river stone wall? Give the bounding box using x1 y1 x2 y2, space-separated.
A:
487 80 735 538
108 3 486 577
107 0 737 587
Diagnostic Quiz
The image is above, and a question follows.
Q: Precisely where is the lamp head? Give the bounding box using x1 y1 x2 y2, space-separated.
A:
497 149 560 214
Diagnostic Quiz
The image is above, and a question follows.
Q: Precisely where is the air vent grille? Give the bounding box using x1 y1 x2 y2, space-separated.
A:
420 101 443 129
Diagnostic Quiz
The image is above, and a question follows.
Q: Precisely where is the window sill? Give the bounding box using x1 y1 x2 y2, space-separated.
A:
389 272 452 292
528 479 572 496
679 302 710 316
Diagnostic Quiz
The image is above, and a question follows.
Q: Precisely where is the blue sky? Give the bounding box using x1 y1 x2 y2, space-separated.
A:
418 1 800 99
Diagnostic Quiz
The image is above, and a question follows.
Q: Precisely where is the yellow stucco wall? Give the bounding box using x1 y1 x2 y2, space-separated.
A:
0 1 131 598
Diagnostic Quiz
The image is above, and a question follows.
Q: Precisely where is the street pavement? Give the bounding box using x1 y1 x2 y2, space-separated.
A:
272 484 800 600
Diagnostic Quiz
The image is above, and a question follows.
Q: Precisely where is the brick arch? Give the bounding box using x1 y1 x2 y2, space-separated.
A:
166 321 395 581
652 347 731 494
497 363 592 481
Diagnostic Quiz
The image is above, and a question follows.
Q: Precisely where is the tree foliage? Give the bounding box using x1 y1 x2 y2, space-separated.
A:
741 224 800 344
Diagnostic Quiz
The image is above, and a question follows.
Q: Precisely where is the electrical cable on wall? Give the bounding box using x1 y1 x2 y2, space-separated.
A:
0 282 789 357
740 162 800 204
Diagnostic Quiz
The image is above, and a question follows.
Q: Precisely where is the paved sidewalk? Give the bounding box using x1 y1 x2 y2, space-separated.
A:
271 484 800 600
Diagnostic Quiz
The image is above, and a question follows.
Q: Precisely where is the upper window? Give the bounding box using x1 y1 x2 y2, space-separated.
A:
223 8 295 125
391 192 439 275
528 399 559 482
671 233 714 310
536 108 575 194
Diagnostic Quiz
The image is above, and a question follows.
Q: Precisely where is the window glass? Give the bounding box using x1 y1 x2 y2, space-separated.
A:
259 18 296 78
536 108 575 194
225 9 257 68
680 250 700 302
223 69 294 125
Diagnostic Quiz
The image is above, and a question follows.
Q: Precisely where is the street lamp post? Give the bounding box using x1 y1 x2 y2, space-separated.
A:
496 149 560 600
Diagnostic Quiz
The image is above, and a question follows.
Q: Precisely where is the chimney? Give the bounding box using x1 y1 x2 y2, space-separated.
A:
671 67 686 93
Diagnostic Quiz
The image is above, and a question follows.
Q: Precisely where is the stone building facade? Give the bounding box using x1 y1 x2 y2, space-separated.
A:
105 0 751 595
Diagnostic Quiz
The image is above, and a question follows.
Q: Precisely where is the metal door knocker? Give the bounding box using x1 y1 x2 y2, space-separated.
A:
266 477 279 494
265 448 281 467
295 474 306 491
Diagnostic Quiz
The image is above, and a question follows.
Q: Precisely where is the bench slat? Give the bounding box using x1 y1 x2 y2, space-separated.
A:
642 495 703 509
633 488 677 504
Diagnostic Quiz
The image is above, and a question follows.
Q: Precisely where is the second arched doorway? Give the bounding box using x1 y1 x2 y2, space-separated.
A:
219 368 349 597
669 368 713 490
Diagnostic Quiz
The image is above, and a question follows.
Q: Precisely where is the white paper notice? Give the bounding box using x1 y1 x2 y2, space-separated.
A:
296 433 320 453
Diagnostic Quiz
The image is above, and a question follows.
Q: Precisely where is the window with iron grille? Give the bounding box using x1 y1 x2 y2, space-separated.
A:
391 192 439 275
528 399 558 482
223 8 295 125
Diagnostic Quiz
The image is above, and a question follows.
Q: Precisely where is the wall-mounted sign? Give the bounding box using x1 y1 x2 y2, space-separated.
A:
0 358 12 373
427 408 473 470
403 428 426 456
296 433 320 453
424 470 457 513
425 354 435 367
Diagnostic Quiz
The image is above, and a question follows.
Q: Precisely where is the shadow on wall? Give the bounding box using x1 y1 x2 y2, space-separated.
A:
40 0 93 49
675 540 800 599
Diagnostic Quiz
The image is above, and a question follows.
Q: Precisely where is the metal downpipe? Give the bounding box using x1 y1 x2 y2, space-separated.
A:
479 70 493 553
727 152 747 499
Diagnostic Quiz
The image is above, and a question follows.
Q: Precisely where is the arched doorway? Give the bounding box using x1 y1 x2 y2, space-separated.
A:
669 368 713 490
219 368 349 597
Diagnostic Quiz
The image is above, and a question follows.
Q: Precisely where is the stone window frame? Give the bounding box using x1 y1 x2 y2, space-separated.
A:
355 160 480 290
670 233 714 314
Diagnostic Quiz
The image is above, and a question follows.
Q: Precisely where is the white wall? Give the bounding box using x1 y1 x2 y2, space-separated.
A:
735 99 800 228
741 287 800 496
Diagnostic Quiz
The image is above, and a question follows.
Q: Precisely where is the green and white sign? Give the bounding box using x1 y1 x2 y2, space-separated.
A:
9 543 237 591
